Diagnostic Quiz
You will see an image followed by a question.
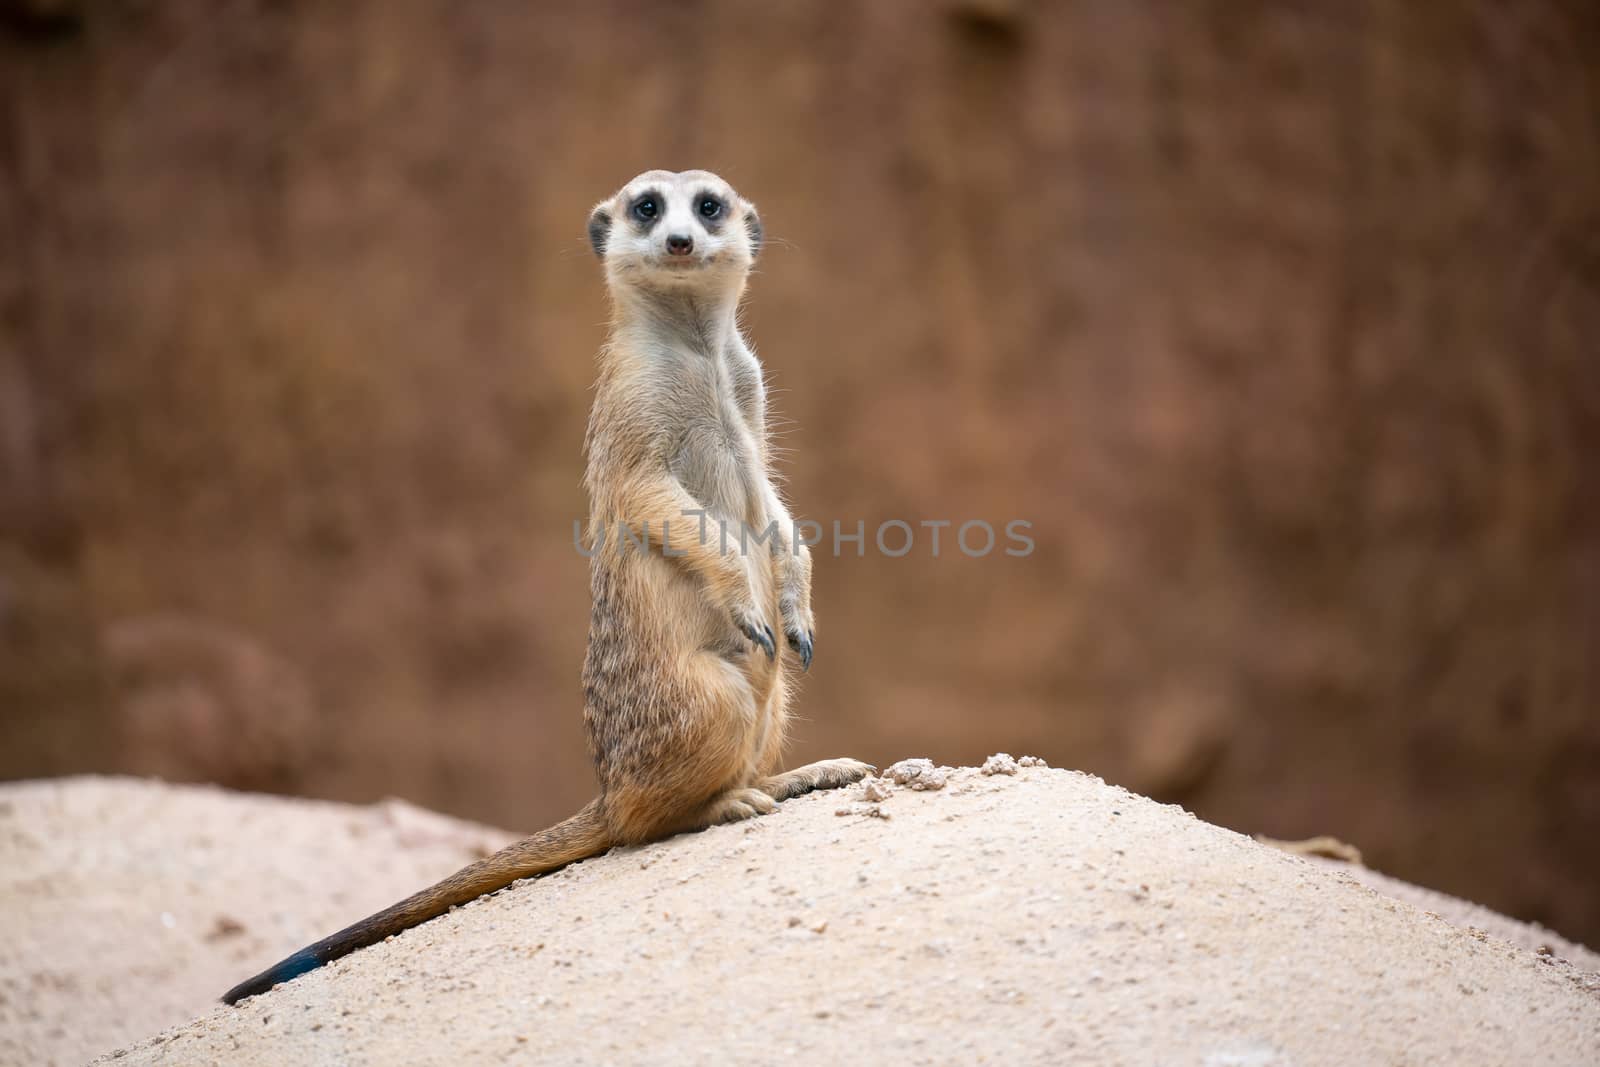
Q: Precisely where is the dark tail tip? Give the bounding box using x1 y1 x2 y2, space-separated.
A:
221 947 324 1005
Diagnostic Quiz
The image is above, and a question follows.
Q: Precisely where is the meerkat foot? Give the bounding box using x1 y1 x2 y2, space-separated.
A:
702 787 778 826
760 758 876 801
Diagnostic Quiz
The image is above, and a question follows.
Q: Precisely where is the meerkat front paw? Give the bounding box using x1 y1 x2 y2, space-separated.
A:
731 602 776 661
780 598 815 670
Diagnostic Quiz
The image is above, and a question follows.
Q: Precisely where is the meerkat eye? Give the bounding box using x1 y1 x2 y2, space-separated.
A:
698 197 723 220
633 198 658 221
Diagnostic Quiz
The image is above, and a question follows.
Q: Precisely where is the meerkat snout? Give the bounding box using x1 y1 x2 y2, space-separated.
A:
665 233 694 256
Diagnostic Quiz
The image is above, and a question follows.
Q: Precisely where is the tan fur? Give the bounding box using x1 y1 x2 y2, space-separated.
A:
221 170 870 1006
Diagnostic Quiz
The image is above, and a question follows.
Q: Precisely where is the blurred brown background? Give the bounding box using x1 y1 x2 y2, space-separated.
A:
3 1 1597 942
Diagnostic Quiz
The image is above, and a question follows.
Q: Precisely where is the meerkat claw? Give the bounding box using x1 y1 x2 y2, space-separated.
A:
738 616 777 660
787 628 814 670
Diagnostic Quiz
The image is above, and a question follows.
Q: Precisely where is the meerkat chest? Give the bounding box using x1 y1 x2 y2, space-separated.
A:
667 361 766 527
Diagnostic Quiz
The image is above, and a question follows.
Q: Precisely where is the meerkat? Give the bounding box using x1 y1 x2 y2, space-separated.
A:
221 169 872 1005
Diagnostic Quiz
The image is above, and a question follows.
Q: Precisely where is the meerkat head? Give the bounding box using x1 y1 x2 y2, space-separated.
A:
587 169 763 294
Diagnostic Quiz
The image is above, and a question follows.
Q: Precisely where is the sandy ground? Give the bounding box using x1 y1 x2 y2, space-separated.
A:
3 770 1598 1066
0 777 514 1067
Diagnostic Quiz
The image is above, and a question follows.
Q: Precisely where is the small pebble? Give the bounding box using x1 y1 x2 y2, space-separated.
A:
981 753 1019 776
885 758 949 791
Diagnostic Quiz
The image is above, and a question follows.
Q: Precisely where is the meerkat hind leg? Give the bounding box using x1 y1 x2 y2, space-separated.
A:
701 787 778 826
760 758 876 802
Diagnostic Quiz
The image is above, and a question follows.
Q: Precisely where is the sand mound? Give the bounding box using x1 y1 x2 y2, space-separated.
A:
4 771 1598 1065
0 776 513 1067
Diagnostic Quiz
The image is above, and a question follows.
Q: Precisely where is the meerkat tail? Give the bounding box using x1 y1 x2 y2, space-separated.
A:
221 800 611 1005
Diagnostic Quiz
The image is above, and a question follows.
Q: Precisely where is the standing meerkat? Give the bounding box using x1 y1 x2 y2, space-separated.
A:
222 169 871 1005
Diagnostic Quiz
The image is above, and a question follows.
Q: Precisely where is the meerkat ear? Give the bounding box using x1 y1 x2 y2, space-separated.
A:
587 208 612 259
744 208 763 259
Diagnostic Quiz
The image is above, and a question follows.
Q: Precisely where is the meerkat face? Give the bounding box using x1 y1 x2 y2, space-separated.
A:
587 169 763 291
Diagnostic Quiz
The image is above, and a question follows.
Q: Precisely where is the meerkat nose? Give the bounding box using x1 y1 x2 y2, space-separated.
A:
665 234 694 256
